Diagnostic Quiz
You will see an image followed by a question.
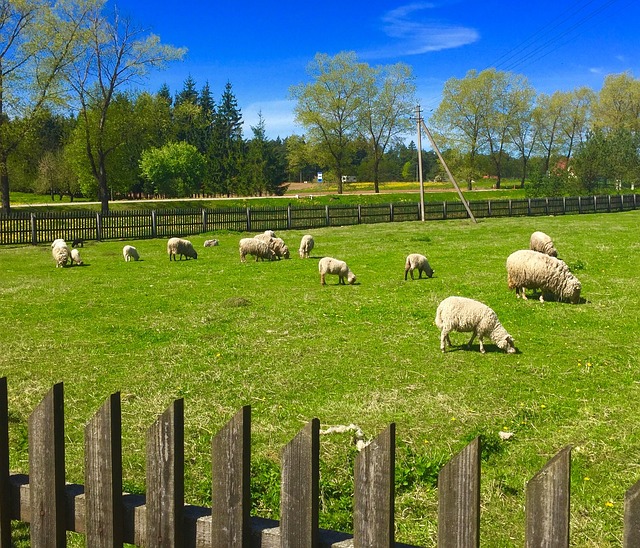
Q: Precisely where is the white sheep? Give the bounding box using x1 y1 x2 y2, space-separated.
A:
239 237 275 262
506 249 581 303
51 241 69 268
529 231 558 257
167 237 198 261
51 239 66 249
404 253 434 280
271 237 290 260
123 245 140 262
263 230 276 238
318 257 356 286
70 248 83 266
435 296 516 354
203 239 219 247
299 235 314 259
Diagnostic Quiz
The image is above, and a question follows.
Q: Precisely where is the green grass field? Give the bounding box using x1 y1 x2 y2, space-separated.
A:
1 211 639 546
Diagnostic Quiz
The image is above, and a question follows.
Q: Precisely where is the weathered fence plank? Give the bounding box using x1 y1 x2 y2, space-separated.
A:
525 445 572 548
28 382 66 547
624 479 640 547
280 418 320 548
0 378 9 548
211 405 251 547
437 437 480 548
147 398 185 547
84 392 123 547
354 423 396 548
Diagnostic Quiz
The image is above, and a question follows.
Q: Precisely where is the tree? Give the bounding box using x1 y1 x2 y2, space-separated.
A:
359 62 416 192
593 72 640 134
35 149 81 200
139 141 205 197
290 51 369 194
560 87 594 160
533 92 568 174
62 1 185 212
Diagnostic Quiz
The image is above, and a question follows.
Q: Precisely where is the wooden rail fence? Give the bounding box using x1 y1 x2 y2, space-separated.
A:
1 194 638 246
3 378 640 546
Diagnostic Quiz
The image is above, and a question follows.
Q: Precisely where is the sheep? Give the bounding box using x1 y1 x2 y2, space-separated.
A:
123 245 140 262
51 240 69 268
167 237 198 261
319 257 356 286
529 231 558 257
299 235 314 259
72 238 84 248
404 253 434 280
70 248 83 266
435 296 516 354
239 237 275 262
506 249 581 303
271 237 290 260
263 230 276 238
204 239 219 247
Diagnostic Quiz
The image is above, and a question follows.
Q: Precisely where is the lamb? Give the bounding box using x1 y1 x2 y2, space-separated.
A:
435 296 516 354
239 237 275 262
404 253 434 280
123 245 140 262
318 257 356 285
167 237 198 261
529 231 558 257
506 249 581 303
70 248 83 266
299 235 314 259
51 241 70 268
203 239 219 247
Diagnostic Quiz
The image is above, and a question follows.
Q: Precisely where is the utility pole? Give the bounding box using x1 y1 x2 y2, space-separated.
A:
416 105 425 221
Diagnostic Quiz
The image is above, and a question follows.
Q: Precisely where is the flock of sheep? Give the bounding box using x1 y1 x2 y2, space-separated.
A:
50 228 581 355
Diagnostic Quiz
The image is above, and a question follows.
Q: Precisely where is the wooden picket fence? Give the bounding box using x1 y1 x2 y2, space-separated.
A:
2 377 640 547
1 194 638 246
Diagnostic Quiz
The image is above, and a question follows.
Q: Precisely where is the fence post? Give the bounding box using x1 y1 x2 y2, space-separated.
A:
0 378 9 548
325 206 330 227
28 382 66 547
527 198 532 216
443 201 447 220
358 204 362 224
287 204 292 229
354 423 395 548
146 399 184 547
246 207 251 232
85 393 123 547
487 200 492 217
525 445 571 548
96 212 102 241
509 199 512 216
30 213 37 245
545 197 549 215
202 209 208 233
438 437 481 548
624 479 640 546
563 197 566 213
578 196 582 213
281 418 320 547
390 203 394 222
211 406 251 546
151 210 157 238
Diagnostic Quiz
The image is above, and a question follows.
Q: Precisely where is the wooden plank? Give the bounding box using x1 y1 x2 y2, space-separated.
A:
280 418 320 547
211 406 251 547
84 392 123 547
146 398 185 547
353 423 395 548
624 479 640 546
525 446 572 548
437 437 480 548
0 378 9 548
28 382 66 547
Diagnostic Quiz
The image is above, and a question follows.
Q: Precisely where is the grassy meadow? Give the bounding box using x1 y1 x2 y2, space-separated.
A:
1 210 639 546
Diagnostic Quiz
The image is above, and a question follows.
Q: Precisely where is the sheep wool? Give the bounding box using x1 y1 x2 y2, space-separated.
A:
203 239 219 247
529 231 558 257
271 237 290 260
70 248 83 265
123 245 140 262
51 241 70 268
167 237 198 261
318 257 356 286
239 237 275 262
506 249 581 303
404 253 434 280
299 235 314 259
435 296 516 354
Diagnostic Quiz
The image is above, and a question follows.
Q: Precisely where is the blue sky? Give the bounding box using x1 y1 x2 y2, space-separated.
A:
112 0 640 139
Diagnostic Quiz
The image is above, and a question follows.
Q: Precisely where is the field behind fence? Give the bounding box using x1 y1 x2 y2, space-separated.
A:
1 194 638 245
4 378 640 547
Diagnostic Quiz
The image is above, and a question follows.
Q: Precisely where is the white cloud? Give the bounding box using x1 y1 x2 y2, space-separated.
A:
362 3 479 59
589 67 603 74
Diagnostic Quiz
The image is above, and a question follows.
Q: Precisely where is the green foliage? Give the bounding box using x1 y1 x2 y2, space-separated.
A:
140 141 206 197
395 441 446 493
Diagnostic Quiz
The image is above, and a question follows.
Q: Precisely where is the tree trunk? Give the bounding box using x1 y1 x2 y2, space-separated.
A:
0 154 10 214
373 156 381 193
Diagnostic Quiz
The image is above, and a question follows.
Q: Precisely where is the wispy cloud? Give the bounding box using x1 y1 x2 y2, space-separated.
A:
362 3 479 59
589 67 603 74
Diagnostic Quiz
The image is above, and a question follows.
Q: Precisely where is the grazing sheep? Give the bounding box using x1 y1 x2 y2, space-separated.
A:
123 245 140 262
263 230 276 238
204 239 219 247
404 253 434 280
239 237 275 262
51 238 66 249
51 241 69 268
435 296 516 354
70 248 83 266
318 257 356 286
506 249 581 303
72 238 84 248
271 237 290 260
299 235 314 258
529 231 558 257
167 237 198 261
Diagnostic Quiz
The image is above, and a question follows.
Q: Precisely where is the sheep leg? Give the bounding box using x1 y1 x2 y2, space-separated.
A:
520 288 528 300
440 330 450 352
320 273 326 286
478 337 486 354
404 268 409 281
467 331 477 350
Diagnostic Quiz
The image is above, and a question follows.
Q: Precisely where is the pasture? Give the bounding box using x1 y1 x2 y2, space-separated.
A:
1 210 639 546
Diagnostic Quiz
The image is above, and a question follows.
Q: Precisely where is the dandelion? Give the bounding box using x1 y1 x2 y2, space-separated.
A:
605 501 614 508
451 417 456 421
584 476 590 481
541 404 546 409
